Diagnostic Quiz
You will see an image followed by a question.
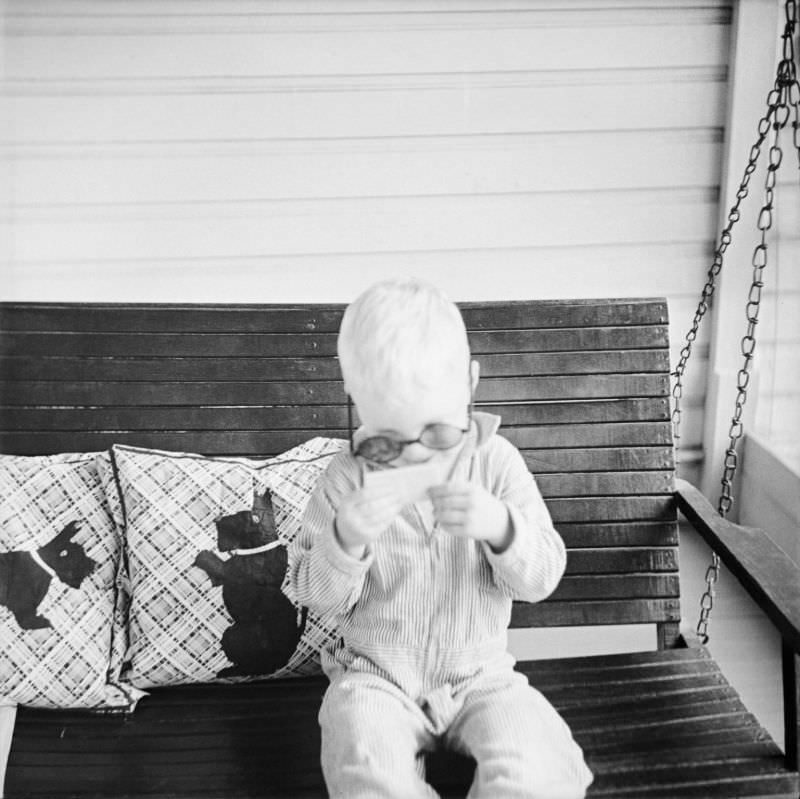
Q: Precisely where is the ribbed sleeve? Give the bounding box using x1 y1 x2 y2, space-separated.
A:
480 435 566 603
288 453 372 619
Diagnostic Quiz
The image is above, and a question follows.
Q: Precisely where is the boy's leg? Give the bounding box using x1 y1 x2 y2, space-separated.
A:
446 672 593 799
319 672 440 799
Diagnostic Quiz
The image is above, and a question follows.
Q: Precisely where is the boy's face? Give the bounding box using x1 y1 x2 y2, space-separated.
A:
353 374 472 468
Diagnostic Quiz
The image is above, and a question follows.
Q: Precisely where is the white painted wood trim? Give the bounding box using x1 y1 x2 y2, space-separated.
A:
741 431 800 563
0 705 17 799
699 0 782 503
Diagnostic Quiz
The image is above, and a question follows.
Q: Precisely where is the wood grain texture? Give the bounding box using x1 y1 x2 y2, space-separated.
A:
6 649 797 798
675 479 800 653
0 298 680 625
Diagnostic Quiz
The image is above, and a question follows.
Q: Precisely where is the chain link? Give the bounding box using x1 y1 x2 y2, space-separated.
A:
670 105 776 453
669 0 799 644
784 0 800 168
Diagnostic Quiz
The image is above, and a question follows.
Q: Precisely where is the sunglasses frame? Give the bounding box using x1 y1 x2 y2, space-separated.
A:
347 392 474 464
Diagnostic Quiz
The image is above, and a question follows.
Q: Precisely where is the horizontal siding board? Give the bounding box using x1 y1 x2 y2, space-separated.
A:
0 350 670 381
5 22 730 81
7 190 717 261
3 2 733 26
0 327 670 356
7 79 726 143
8 130 721 205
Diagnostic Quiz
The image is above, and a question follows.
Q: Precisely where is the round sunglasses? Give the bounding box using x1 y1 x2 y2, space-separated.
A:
347 396 472 464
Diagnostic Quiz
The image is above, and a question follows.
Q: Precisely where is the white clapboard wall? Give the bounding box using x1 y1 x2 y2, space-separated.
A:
2 0 735 475
754 171 800 466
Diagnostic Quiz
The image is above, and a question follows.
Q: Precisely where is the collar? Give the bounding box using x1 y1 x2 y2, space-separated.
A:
228 540 283 556
30 549 58 581
471 410 502 448
445 410 499 478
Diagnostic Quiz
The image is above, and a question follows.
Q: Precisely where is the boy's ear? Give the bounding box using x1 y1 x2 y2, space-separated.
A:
469 359 480 393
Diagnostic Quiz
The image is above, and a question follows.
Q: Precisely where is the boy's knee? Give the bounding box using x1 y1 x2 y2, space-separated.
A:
471 747 591 799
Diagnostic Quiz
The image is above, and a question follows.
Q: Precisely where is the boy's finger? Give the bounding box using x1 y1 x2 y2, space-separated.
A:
435 509 466 526
431 494 470 511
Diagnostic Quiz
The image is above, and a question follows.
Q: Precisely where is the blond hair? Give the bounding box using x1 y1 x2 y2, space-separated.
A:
337 279 471 405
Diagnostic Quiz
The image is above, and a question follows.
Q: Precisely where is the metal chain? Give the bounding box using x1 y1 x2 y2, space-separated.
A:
784 0 800 167
670 0 799 644
670 111 775 451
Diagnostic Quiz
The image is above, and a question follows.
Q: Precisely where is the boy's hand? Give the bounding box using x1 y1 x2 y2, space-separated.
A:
334 485 404 559
429 482 513 553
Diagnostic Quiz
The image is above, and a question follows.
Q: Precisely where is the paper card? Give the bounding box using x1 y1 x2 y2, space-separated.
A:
362 461 446 507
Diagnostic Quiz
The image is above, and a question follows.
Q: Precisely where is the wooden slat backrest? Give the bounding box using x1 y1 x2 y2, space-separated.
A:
0 298 679 635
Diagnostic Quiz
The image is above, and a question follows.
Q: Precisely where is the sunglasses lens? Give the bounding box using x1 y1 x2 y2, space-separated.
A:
419 424 464 450
355 436 402 463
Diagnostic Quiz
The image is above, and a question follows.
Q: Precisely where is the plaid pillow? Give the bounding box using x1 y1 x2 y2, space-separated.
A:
111 439 344 689
0 452 141 710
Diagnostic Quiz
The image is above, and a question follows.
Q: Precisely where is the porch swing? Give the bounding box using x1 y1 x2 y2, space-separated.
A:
1 3 800 798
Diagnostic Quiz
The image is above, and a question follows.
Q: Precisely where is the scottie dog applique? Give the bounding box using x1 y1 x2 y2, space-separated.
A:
193 491 305 678
0 521 98 630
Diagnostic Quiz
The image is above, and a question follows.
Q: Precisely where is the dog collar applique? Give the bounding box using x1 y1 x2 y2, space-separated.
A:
228 540 283 557
29 549 58 581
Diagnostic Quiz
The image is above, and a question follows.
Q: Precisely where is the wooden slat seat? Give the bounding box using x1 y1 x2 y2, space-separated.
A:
1 298 799 798
6 650 797 798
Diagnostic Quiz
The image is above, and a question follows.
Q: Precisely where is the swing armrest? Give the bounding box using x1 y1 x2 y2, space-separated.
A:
674 478 800 653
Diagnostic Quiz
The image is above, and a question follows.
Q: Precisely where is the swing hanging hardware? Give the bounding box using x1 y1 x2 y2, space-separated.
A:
669 0 800 645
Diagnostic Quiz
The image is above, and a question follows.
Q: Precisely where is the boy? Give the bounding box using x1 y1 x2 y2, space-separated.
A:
289 279 593 798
